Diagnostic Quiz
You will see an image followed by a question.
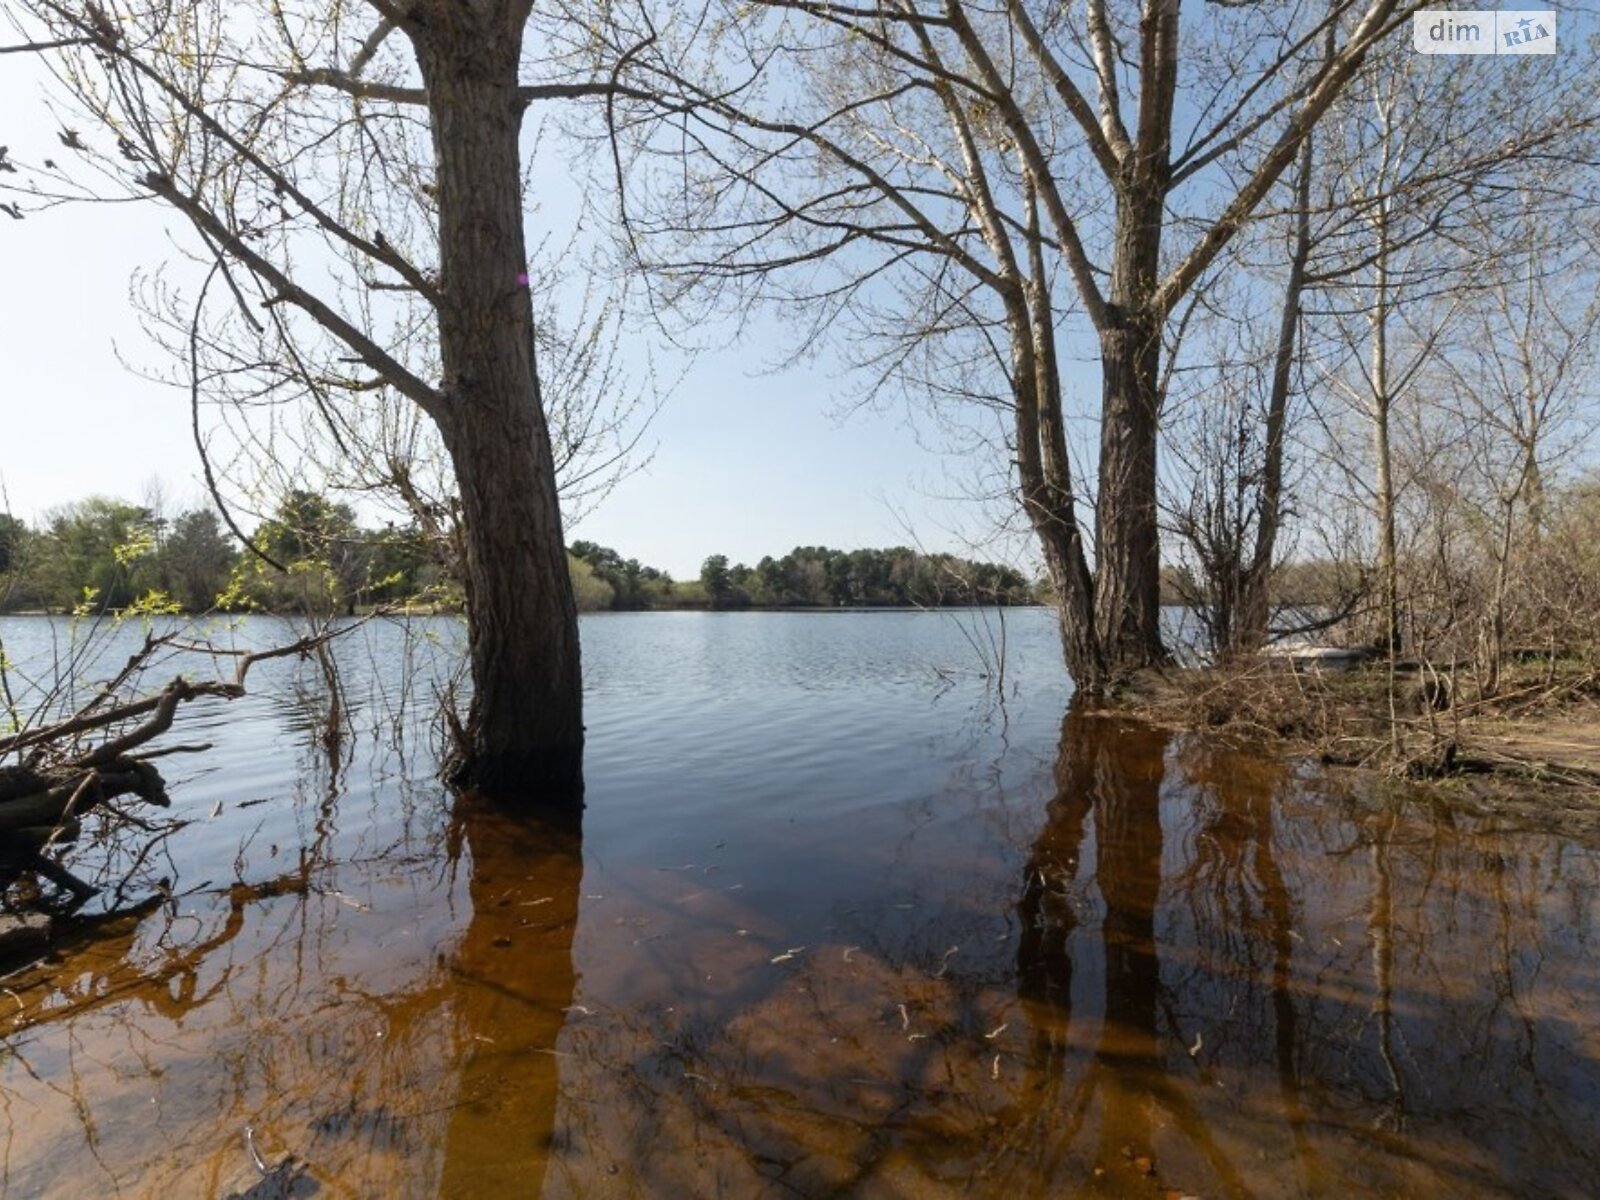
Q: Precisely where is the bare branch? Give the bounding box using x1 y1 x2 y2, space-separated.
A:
519 79 658 107
0 37 92 53
349 15 398 75
146 173 446 421
282 67 426 105
1154 1 1412 316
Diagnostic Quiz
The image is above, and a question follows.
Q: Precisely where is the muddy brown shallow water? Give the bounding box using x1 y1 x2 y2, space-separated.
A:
1 612 1597 1197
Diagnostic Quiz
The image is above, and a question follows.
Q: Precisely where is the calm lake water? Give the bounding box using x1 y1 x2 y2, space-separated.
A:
0 610 1597 1198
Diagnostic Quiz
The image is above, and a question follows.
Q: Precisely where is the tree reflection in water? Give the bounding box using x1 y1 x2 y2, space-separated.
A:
0 791 584 1198
3 710 1600 1197
436 801 581 1196
1014 712 1249 1195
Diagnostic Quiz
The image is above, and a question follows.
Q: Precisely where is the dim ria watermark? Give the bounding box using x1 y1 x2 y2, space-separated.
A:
1413 9 1556 54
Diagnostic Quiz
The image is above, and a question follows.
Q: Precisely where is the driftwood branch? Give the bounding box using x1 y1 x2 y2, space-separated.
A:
0 626 340 761
0 623 360 909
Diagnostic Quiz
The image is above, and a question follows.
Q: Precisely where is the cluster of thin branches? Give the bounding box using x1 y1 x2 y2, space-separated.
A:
0 617 351 916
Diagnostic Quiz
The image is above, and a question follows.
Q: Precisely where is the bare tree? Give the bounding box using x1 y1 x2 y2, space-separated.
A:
1 0 653 803
1428 196 1600 692
611 0 1415 689
1303 45 1596 654
1156 35 1598 667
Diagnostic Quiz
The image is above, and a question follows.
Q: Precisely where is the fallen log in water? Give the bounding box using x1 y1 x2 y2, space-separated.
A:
0 758 169 831
0 623 359 920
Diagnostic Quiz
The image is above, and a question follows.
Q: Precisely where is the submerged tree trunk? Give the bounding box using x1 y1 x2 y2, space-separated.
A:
443 416 584 799
12 0 595 807
418 7 584 802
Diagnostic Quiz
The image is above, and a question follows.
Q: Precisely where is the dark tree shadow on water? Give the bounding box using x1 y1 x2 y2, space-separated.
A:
1009 707 1600 1200
10 709 1600 1199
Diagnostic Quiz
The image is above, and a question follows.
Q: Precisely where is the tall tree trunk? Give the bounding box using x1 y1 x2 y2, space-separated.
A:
418 6 585 803
1087 0 1178 682
1017 190 1103 691
1021 384 1102 691
1094 163 1169 680
1370 237 1400 655
1094 315 1167 677
1239 133 1317 650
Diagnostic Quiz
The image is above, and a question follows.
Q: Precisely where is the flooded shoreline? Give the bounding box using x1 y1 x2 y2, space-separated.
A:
1 613 1597 1196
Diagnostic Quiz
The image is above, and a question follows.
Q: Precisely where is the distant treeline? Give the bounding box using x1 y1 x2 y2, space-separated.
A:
571 542 1036 611
0 492 1038 615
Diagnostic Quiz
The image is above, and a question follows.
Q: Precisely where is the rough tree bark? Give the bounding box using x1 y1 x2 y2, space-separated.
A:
1096 317 1166 673
417 7 584 796
1090 0 1178 677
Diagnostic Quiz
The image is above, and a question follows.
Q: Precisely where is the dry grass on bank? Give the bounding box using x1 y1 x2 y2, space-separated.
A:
1130 657 1600 797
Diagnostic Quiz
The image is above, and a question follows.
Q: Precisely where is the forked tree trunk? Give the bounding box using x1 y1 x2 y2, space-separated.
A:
417 7 584 804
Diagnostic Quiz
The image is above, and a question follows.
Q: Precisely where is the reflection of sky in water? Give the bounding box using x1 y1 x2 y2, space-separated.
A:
0 612 1597 1198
